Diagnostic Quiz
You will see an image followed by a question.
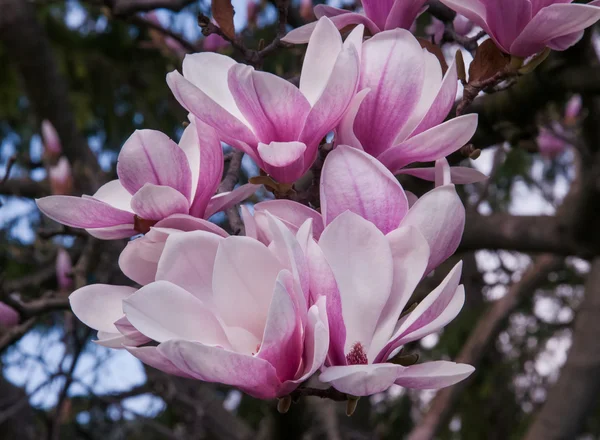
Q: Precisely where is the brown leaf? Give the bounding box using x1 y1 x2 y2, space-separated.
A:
468 39 510 83
212 0 235 40
417 38 448 75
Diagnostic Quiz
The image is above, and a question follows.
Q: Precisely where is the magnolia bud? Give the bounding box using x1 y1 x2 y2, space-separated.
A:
537 127 568 158
203 33 229 52
247 1 259 28
56 248 74 292
0 302 19 329
300 0 315 21
564 95 582 124
41 120 62 159
49 157 74 195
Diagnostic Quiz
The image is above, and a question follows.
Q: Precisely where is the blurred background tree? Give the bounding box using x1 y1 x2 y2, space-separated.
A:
1 1 600 439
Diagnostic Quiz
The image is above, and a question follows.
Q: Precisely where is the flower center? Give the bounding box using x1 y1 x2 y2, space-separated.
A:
134 215 158 234
345 342 368 365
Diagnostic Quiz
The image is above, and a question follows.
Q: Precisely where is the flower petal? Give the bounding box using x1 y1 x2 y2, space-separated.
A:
155 230 224 302
379 114 478 172
117 130 192 199
334 88 370 150
299 44 360 151
181 52 247 124
92 180 133 212
394 361 474 389
130 184 190 220
166 70 258 149
354 29 426 156
37 196 134 229
187 119 224 217
283 10 378 45
382 262 464 359
229 65 311 142
510 3 600 57
69 284 136 333
204 184 260 219
257 141 307 183
157 339 283 399
254 199 324 239
126 346 195 378
400 185 465 274
212 236 282 338
257 270 303 381
321 146 408 233
319 363 404 396
398 165 489 184
368 226 430 360
319 211 393 358
385 0 428 29
123 280 230 346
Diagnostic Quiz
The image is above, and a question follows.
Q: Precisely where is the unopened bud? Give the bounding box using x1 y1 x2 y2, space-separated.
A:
346 396 359 417
300 0 315 21
564 95 582 124
277 395 292 414
41 120 62 159
56 248 73 292
0 302 19 329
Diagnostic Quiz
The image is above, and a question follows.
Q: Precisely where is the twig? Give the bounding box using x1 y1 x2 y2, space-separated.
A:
127 14 199 53
0 318 37 355
456 68 519 116
0 155 17 186
108 0 196 16
289 386 348 402
218 151 245 234
443 27 486 52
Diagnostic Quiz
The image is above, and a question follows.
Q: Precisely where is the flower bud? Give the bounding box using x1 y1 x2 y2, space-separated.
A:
202 33 229 52
56 248 74 292
42 120 61 159
0 302 19 329
565 95 582 125
537 127 568 158
300 0 315 21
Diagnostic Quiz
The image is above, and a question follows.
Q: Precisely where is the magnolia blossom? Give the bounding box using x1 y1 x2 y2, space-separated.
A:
335 29 480 181
37 119 257 239
245 146 466 275
0 302 19 329
166 17 361 183
440 0 600 58
537 127 569 158
70 218 329 399
282 0 427 43
316 212 473 396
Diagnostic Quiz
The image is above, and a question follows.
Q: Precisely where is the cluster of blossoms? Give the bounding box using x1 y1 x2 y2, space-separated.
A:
35 0 600 406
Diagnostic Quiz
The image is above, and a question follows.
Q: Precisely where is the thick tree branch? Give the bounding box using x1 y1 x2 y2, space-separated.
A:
524 258 600 440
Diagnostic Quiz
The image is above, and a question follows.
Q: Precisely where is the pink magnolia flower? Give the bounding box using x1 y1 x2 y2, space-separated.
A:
316 211 473 396
56 248 73 292
439 0 600 58
166 17 362 183
36 119 258 239
282 0 427 43
245 146 466 275
48 157 73 195
70 217 329 399
335 29 479 180
0 302 19 329
42 120 61 159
